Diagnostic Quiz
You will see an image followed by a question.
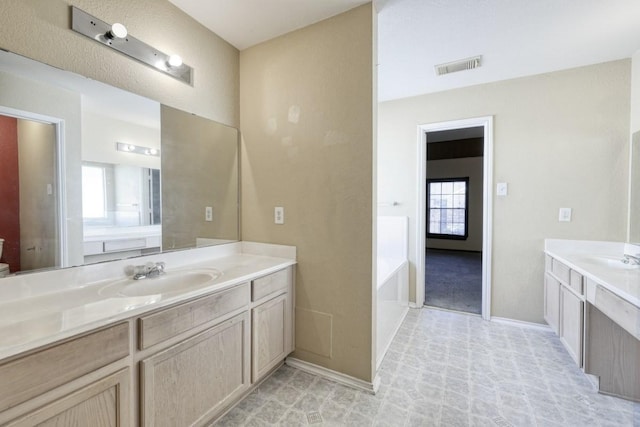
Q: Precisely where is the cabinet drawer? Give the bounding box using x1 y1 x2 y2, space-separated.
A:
0 323 129 412
551 258 571 284
569 270 583 295
595 285 640 341
139 283 250 349
252 268 290 302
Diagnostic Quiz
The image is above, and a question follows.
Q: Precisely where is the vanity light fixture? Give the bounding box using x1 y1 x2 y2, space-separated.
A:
116 142 160 157
71 7 193 85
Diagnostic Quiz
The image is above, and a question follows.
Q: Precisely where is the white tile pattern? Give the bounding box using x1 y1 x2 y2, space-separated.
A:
214 308 640 426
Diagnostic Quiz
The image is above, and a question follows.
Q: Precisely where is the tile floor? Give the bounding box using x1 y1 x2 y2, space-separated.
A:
214 308 640 426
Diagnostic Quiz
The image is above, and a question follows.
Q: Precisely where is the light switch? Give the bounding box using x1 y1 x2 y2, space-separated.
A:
496 182 508 196
275 207 284 224
205 206 213 222
559 208 572 222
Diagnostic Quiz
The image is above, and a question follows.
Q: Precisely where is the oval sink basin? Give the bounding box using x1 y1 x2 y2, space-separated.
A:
99 269 222 297
578 255 640 271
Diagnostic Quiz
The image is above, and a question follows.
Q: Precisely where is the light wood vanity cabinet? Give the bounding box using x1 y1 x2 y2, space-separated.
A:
0 265 295 426
0 323 131 426
544 273 561 334
544 255 585 367
6 369 130 427
251 268 295 383
559 285 584 365
140 313 251 427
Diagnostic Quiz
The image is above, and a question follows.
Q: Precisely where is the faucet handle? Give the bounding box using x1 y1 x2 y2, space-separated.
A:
156 262 166 272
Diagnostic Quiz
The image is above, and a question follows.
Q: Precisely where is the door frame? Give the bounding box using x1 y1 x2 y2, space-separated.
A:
416 116 493 320
0 105 67 268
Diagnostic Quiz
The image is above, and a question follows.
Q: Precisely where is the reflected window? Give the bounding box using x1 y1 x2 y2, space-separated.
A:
82 165 107 219
82 161 160 227
427 177 469 240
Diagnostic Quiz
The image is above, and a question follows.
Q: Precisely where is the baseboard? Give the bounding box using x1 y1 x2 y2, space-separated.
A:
490 316 551 331
285 358 380 395
423 305 482 317
426 248 482 254
409 302 423 309
376 306 409 370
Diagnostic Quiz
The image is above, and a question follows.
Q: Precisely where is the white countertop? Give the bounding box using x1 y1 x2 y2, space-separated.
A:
0 242 296 361
544 239 640 308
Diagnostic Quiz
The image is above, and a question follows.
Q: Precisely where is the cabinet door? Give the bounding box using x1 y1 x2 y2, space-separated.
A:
560 286 584 367
252 293 290 382
140 312 250 427
544 273 560 334
7 369 130 427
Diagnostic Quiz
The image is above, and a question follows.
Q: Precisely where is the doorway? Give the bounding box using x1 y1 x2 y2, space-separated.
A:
0 108 64 274
424 129 483 313
416 117 493 320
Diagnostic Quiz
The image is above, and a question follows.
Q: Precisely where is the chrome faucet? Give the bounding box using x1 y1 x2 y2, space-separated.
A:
622 254 640 265
133 262 166 280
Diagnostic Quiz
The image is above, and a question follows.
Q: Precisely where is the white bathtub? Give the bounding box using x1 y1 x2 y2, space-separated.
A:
376 217 409 368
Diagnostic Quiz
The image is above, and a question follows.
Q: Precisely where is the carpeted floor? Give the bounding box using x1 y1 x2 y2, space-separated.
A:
425 249 482 314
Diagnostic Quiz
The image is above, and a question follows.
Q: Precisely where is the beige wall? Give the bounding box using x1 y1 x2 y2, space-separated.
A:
426 157 483 252
240 4 376 381
0 0 239 127
379 60 630 323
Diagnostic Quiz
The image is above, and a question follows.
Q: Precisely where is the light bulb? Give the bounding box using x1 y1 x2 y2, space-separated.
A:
168 54 183 67
106 23 127 39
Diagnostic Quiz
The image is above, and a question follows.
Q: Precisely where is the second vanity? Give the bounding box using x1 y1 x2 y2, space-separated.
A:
0 242 296 426
544 239 640 402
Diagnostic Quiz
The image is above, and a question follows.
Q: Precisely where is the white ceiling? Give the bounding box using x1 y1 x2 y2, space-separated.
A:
168 0 640 102
167 0 369 50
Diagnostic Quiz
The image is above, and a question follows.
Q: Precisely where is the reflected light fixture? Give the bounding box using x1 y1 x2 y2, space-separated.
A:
116 142 160 157
71 7 193 85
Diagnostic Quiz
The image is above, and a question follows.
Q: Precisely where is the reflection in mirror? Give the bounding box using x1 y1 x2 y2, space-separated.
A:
80 89 162 264
630 132 640 243
0 49 240 278
0 114 59 276
161 105 239 250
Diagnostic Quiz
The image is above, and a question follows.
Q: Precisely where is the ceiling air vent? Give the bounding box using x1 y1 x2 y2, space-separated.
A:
435 55 482 76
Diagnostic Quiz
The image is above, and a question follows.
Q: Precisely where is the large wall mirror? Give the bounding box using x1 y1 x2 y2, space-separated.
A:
0 49 239 277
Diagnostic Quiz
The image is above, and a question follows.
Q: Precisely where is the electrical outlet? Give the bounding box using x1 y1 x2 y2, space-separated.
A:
274 207 284 224
205 206 213 222
559 207 572 222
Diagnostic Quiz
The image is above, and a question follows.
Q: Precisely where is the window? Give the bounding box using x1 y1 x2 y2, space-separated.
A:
427 177 469 240
81 165 107 219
